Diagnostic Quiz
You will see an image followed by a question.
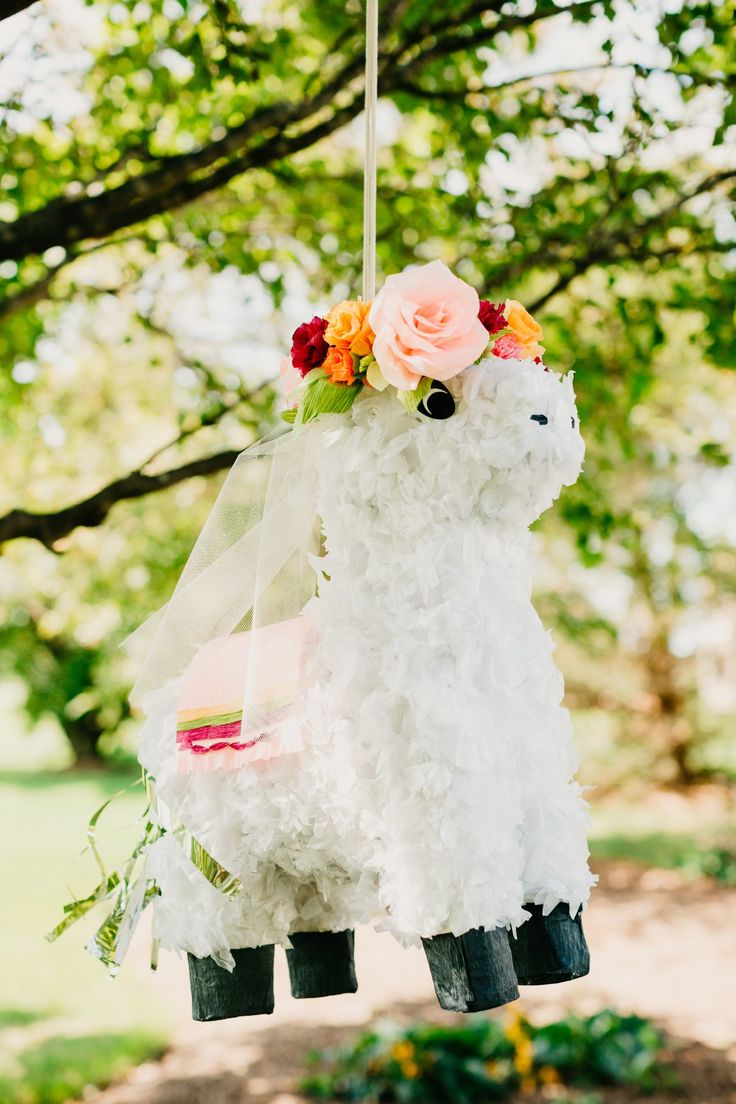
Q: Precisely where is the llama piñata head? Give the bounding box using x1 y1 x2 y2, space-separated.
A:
283 261 584 532
447 356 584 529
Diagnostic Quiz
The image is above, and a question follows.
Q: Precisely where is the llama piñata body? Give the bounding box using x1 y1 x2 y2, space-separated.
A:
138 356 595 999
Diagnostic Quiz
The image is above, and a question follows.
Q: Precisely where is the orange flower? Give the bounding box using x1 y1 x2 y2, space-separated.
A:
323 345 356 385
503 299 544 358
325 299 375 356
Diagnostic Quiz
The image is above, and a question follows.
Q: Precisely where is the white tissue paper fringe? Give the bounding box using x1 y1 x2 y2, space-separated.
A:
138 357 597 964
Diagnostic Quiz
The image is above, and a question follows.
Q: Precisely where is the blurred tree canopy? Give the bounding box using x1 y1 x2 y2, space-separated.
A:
0 0 734 774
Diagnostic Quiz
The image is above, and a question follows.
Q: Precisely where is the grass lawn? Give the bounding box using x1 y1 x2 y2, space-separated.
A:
588 787 736 884
0 703 732 1103
0 764 171 1104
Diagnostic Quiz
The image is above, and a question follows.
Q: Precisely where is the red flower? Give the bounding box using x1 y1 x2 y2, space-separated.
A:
478 299 506 335
291 316 328 376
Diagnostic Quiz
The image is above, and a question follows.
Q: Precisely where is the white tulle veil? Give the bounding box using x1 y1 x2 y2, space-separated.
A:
122 423 324 752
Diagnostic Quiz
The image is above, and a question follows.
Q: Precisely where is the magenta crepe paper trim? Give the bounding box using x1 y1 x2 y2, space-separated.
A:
177 720 271 755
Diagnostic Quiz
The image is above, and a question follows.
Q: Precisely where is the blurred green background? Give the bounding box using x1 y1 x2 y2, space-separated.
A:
0 0 734 1100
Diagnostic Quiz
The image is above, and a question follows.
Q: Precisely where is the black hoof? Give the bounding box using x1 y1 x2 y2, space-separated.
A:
286 929 358 999
422 926 520 1013
509 903 590 985
187 945 275 1020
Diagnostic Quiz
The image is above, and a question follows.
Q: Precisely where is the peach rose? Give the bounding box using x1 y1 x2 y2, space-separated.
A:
322 345 356 385
325 299 374 357
504 299 544 358
279 354 302 407
368 260 490 390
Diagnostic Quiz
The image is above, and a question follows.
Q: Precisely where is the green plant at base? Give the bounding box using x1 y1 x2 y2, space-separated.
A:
301 1010 669 1102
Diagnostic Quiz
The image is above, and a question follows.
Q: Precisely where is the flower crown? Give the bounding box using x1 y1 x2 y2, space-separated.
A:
280 259 545 424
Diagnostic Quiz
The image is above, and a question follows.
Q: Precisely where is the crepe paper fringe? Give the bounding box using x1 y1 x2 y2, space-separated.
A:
175 704 296 765
46 772 241 975
175 714 273 759
178 719 244 748
173 619 314 772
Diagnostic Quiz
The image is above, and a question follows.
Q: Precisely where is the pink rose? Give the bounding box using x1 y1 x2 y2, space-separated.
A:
368 260 490 390
492 333 526 360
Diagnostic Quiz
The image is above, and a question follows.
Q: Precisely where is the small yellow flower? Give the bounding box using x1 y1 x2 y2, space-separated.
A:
391 1041 415 1062
539 1064 561 1085
513 1036 535 1076
504 1012 526 1042
401 1060 421 1080
520 1075 538 1095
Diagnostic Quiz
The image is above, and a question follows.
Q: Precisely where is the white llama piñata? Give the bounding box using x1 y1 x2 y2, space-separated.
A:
125 262 595 1015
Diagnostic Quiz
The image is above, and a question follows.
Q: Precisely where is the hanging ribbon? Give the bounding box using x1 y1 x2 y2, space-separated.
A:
362 0 379 301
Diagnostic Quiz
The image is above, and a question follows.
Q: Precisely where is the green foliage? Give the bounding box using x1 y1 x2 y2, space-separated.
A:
0 1010 46 1030
301 1010 669 1101
0 1031 166 1104
592 832 736 886
298 376 362 424
0 0 734 769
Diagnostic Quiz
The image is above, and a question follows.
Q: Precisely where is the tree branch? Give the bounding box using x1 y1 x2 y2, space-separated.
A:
525 168 736 313
0 1 585 264
395 61 735 102
0 448 241 549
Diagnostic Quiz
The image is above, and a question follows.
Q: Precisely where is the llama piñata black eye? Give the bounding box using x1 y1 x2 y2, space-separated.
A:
530 413 548 425
418 381 456 420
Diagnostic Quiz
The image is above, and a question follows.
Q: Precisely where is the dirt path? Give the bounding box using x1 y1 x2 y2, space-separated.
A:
89 862 736 1104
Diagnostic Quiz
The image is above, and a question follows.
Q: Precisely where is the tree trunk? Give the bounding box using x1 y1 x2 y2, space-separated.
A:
64 710 106 767
643 630 699 786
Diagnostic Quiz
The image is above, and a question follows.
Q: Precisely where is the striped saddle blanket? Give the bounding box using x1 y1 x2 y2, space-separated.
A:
175 616 313 771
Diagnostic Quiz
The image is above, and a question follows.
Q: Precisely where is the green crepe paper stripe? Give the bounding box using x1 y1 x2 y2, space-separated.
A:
176 689 295 732
297 377 361 425
176 708 243 732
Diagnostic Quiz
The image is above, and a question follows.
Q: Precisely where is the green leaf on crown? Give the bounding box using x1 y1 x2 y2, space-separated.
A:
297 377 362 424
357 353 376 374
281 408 297 423
398 376 432 414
